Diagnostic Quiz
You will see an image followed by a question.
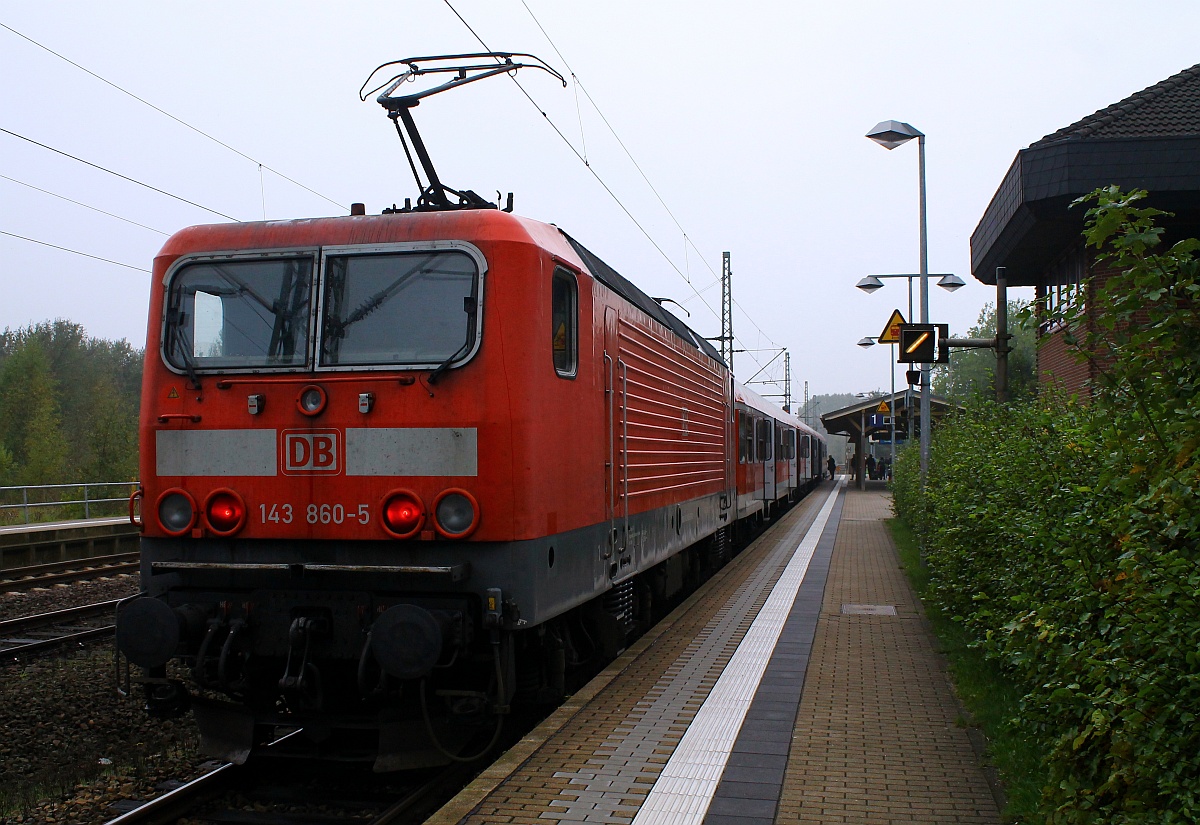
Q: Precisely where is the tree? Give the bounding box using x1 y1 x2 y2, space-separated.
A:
0 321 142 485
0 340 69 484
932 300 1036 403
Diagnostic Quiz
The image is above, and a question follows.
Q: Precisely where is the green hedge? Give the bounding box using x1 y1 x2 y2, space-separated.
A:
893 188 1200 823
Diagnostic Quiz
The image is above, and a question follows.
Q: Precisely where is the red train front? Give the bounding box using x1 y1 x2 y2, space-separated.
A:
117 208 754 767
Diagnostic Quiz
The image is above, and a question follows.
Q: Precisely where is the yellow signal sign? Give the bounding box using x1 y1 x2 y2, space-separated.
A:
878 309 906 344
876 401 890 414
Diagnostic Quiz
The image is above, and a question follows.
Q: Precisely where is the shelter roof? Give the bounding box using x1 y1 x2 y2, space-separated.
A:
819 391 955 439
1034 63 1200 144
971 63 1200 286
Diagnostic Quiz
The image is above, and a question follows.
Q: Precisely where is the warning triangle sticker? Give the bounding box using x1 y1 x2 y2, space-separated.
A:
167 387 179 399
878 309 906 344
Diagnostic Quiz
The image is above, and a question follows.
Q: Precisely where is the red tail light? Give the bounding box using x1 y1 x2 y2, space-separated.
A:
381 490 425 538
204 489 247 535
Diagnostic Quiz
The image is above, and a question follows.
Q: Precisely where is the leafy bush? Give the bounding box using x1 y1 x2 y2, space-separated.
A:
894 188 1200 823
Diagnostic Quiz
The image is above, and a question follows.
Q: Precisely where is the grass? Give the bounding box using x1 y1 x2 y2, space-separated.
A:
887 517 1046 823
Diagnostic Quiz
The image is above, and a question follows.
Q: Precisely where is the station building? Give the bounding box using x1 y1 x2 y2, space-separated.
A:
971 62 1200 399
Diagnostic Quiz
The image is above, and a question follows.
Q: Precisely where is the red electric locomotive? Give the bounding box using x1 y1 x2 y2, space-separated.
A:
115 54 826 769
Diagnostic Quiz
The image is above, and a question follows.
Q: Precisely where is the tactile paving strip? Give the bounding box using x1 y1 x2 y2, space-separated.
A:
434 486 838 825
639 484 843 824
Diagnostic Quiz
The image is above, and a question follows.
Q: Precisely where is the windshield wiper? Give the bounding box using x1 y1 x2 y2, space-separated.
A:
427 295 477 385
166 306 202 390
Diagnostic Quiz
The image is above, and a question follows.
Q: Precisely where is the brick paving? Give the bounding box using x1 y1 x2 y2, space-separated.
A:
776 487 1002 824
429 485 1003 824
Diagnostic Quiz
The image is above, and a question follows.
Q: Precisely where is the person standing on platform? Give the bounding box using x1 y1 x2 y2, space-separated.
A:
827 454 836 480
865 453 877 480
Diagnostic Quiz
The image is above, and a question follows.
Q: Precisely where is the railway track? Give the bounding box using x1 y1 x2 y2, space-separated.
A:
0 598 120 656
103 746 475 824
0 552 140 591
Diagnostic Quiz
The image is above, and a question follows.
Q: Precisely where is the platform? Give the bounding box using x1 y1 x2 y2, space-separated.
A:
428 480 1002 824
0 516 138 569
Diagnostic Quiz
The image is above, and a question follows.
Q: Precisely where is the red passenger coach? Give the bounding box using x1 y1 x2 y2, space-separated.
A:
115 53 825 769
733 384 824 530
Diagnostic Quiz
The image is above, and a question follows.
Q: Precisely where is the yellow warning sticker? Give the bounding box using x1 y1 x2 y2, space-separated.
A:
167 387 179 399
878 309 907 344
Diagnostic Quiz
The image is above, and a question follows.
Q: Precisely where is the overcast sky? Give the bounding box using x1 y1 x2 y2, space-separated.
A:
3 1 1200 400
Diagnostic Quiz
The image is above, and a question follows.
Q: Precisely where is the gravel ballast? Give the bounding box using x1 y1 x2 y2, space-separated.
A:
1 576 209 823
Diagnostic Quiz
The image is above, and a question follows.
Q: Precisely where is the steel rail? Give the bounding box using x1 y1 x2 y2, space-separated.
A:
1 552 139 578
0 555 140 590
0 624 115 656
0 598 122 636
102 760 238 825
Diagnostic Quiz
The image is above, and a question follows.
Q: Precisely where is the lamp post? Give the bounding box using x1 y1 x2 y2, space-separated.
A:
857 336 896 485
866 120 949 482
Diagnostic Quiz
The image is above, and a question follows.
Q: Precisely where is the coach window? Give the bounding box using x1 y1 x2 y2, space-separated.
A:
756 419 772 461
739 414 755 463
552 268 578 377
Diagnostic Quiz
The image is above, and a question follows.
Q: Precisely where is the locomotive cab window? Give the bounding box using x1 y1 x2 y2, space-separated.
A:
552 268 578 377
321 249 479 368
164 255 313 371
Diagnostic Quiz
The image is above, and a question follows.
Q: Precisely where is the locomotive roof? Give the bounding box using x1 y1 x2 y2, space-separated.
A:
560 232 725 367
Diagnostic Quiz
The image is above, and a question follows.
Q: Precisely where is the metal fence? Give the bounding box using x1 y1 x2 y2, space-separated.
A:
0 481 140 525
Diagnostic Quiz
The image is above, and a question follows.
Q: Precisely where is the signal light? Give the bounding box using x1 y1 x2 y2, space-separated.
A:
898 324 936 363
898 323 950 364
381 490 425 538
157 489 197 536
297 385 327 416
433 488 479 538
204 488 247 535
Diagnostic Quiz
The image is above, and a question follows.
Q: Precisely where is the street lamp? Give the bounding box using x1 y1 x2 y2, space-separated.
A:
857 336 896 488
855 272 963 324
867 119 932 481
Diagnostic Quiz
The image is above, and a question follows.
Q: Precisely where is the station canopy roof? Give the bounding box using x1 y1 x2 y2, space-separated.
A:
820 391 956 440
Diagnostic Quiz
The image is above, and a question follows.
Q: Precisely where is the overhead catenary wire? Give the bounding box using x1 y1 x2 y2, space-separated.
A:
0 127 241 222
518 0 796 371
0 230 150 273
516 2 787 371
0 173 170 236
0 22 347 213
447 0 785 381
437 0 790 371
516 1 787 381
440 1 726 329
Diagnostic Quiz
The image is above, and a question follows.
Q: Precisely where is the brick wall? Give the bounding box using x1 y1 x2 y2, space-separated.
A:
1037 327 1093 400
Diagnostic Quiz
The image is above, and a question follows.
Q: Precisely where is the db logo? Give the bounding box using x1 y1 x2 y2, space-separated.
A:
282 430 340 475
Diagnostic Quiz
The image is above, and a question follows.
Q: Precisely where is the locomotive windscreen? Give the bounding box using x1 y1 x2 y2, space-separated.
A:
162 248 480 372
164 256 313 370
320 250 478 367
